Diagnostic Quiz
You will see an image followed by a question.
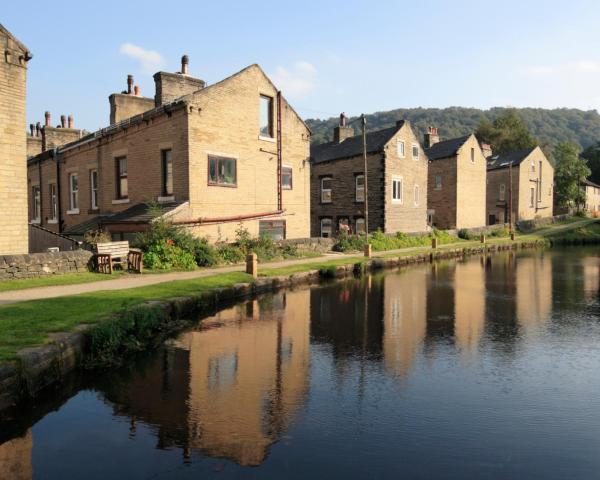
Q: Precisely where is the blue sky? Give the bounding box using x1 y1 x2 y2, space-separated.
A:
4 0 600 131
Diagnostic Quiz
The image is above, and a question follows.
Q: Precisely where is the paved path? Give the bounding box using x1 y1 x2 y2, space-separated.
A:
0 218 593 306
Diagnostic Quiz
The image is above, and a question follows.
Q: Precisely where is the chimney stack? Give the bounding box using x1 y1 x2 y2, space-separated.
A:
181 55 189 75
134 85 140 96
35 122 41 136
44 111 51 127
480 142 493 158
333 112 354 143
68 114 74 129
127 74 134 94
60 115 66 128
29 124 34 136
424 126 440 148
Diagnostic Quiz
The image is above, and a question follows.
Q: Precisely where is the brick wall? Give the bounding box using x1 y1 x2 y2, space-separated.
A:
0 27 29 254
0 250 92 280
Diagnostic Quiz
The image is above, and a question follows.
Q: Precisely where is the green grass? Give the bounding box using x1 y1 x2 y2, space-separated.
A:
0 271 125 292
0 271 251 361
260 257 364 277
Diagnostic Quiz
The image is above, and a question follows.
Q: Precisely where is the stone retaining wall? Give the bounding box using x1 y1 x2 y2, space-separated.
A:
0 250 93 281
0 240 545 413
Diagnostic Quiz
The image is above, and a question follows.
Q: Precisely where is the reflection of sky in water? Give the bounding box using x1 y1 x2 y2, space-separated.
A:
1 249 600 480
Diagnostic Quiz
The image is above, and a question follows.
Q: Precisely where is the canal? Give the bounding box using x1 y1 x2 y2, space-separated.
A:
1 248 600 479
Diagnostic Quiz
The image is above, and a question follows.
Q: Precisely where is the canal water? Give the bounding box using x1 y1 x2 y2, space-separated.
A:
1 249 600 479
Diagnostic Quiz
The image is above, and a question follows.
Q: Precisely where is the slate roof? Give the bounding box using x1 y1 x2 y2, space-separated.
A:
582 178 600 188
310 124 402 164
424 135 471 161
102 201 185 224
63 215 111 236
486 147 536 171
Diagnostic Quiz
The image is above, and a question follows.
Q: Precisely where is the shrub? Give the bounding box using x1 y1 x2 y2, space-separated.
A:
489 227 509 238
190 237 219 267
142 241 197 270
333 232 367 252
458 229 478 240
216 243 245 264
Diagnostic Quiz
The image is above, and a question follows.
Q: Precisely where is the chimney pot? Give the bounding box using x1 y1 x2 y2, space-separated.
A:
29 123 34 136
60 115 66 128
68 114 74 129
127 74 134 94
44 111 51 127
35 122 41 136
134 85 140 96
339 112 346 127
181 55 189 75
424 125 440 148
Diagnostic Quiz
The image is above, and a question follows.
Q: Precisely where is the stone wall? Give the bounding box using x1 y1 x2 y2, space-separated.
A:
0 250 92 281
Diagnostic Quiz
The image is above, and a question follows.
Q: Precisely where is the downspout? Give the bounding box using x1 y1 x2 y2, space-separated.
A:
54 149 63 232
277 91 283 211
38 157 42 226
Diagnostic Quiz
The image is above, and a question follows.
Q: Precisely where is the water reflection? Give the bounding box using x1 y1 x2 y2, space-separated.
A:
2 249 600 478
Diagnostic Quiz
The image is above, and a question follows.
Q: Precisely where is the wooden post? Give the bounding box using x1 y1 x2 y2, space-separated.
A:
510 232 515 241
364 243 372 258
431 237 438 249
480 234 486 244
246 252 258 278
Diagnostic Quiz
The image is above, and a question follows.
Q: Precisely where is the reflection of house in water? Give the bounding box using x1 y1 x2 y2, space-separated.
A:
425 263 456 348
515 255 552 329
582 257 600 301
382 269 427 377
102 290 310 467
0 429 32 480
453 260 486 354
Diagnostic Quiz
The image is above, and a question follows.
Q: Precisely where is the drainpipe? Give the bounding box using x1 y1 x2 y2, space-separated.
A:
38 157 43 226
276 91 283 211
54 148 63 232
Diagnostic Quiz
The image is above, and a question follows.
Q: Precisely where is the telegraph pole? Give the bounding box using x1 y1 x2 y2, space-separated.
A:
508 161 513 232
361 114 369 237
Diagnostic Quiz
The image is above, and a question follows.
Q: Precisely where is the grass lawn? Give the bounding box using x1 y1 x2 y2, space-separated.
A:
0 271 125 293
0 271 251 362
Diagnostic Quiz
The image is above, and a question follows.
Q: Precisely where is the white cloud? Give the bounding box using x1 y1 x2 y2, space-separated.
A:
271 61 317 97
119 43 166 74
526 60 600 76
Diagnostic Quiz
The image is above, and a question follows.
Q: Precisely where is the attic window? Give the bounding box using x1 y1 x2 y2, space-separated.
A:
397 140 405 158
412 144 419 160
259 95 274 139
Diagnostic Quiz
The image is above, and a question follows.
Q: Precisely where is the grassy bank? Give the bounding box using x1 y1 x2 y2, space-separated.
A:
0 271 125 293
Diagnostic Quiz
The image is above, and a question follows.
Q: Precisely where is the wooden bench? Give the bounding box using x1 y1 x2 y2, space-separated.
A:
95 241 143 274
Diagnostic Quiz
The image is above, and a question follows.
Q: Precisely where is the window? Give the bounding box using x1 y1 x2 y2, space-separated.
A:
414 184 420 206
259 95 273 138
115 157 128 199
49 183 58 221
208 155 237 186
31 186 40 221
320 218 333 238
412 144 419 160
355 174 365 202
282 165 293 190
530 187 535 208
90 170 98 210
471 147 475 163
338 217 350 234
69 173 78 211
531 161 535 172
499 183 506 201
259 220 286 240
392 177 403 203
397 140 405 158
538 161 543 201
162 149 173 196
434 175 442 190
355 217 366 234
321 177 332 203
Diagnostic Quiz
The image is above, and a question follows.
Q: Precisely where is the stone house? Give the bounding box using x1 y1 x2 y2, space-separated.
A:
309 117 428 237
0 24 32 254
424 128 487 230
27 58 311 242
581 178 600 216
486 146 554 224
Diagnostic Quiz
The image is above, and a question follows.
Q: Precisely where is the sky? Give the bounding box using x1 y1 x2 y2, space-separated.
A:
4 0 600 131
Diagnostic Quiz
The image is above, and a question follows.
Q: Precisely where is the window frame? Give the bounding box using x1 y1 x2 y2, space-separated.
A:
355 217 366 235
434 175 442 191
499 183 506 201
90 169 98 210
321 176 332 203
68 173 79 212
115 157 128 199
471 147 475 163
355 174 365 203
161 149 173 196
397 140 405 158
259 220 286 240
530 186 535 208
392 176 403 204
412 143 420 161
320 217 333 238
414 184 420 206
31 185 41 222
49 183 58 222
282 165 293 190
259 94 274 139
208 155 238 187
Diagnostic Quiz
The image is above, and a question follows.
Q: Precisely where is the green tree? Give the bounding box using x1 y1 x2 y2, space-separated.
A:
553 142 591 211
475 109 538 154
581 142 600 184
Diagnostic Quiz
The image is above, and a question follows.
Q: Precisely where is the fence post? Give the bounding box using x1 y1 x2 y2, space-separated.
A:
364 243 372 258
480 234 486 244
246 252 258 278
510 232 515 241
431 237 438 249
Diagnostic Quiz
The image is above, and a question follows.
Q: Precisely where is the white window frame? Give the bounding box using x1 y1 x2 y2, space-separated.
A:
434 175 442 190
282 164 293 190
355 174 365 203
392 176 403 204
412 143 419 161
499 183 506 201
355 217 366 234
397 140 405 158
68 173 79 214
49 183 58 223
31 185 41 223
321 177 332 203
320 218 333 238
90 169 98 210
414 184 420 206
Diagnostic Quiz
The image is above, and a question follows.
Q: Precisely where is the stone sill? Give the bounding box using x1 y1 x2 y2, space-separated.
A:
111 198 130 205
66 209 79 215
29 219 40 225
258 135 276 143
157 196 175 203
47 219 58 224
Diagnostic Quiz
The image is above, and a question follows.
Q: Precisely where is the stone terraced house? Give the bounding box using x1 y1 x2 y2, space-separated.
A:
27 58 311 242
486 146 554 224
582 178 600 216
310 117 428 237
424 128 487 230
